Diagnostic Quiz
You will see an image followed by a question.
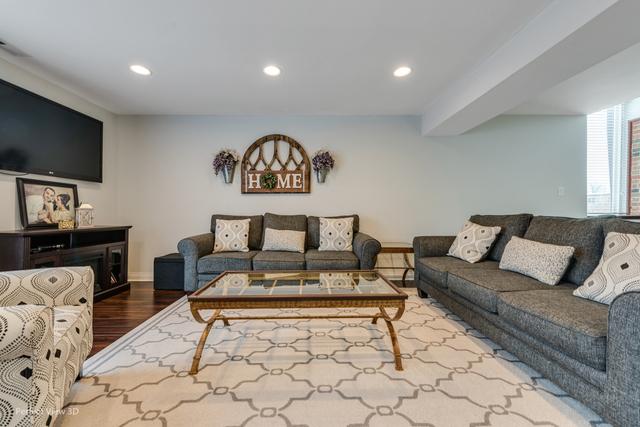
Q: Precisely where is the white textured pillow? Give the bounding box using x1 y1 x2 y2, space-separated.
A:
447 221 501 263
499 236 575 285
574 232 640 305
262 228 306 253
319 217 354 251
213 219 250 253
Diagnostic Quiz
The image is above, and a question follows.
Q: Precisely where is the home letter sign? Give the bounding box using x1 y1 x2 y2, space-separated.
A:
241 134 311 193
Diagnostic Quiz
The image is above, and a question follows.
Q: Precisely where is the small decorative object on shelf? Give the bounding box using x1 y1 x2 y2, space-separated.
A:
16 178 79 229
213 149 240 184
57 219 75 230
311 150 335 183
75 203 95 228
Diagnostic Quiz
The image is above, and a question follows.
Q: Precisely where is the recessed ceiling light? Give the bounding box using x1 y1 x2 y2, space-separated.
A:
263 65 281 76
393 66 412 77
130 64 152 76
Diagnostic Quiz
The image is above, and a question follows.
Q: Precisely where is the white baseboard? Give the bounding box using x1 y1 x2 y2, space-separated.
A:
129 272 153 282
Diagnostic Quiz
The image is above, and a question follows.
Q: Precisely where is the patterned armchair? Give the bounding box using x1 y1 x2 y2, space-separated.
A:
0 267 94 427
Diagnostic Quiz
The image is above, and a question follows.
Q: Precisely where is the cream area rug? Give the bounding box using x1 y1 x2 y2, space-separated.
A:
60 291 608 427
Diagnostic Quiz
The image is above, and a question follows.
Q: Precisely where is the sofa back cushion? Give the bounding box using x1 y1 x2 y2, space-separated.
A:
523 216 604 285
263 213 308 248
307 215 360 249
469 214 533 261
211 215 263 250
603 218 640 235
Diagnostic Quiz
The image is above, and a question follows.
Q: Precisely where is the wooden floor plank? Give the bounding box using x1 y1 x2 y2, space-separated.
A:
90 282 185 357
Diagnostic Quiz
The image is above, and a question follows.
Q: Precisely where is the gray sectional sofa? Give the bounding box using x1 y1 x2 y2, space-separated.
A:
178 213 381 291
413 214 640 427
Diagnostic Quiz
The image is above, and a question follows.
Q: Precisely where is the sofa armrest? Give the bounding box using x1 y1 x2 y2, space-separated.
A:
0 305 53 362
605 291 640 426
178 233 214 291
0 267 94 313
412 236 455 259
353 232 382 270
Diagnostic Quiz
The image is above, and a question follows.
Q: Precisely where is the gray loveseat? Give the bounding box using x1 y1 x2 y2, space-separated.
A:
414 214 640 427
178 213 381 291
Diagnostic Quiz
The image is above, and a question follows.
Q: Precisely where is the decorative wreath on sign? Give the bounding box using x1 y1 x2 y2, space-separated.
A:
260 172 277 189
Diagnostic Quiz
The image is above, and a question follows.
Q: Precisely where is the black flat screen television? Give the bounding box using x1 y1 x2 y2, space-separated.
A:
0 78 103 182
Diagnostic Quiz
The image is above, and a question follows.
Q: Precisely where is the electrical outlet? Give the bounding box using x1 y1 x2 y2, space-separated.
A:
557 186 566 197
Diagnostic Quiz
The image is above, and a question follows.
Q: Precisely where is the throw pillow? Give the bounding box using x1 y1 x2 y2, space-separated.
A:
213 219 250 253
262 228 306 253
319 217 354 251
573 232 640 305
499 236 575 285
447 221 501 263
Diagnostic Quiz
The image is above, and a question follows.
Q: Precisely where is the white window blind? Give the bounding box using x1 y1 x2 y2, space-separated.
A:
587 104 629 214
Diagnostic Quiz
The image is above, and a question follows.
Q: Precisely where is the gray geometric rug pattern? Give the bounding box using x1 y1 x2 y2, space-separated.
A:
60 291 609 426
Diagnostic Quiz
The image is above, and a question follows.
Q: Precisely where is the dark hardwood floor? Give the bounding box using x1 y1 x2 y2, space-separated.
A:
90 282 186 357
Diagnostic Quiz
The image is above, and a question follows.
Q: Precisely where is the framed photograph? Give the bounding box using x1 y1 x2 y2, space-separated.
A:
16 178 79 229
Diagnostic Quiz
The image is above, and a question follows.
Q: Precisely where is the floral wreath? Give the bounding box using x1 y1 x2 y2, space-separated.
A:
260 172 277 189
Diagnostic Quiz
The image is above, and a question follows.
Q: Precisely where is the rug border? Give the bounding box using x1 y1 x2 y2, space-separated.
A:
84 296 188 371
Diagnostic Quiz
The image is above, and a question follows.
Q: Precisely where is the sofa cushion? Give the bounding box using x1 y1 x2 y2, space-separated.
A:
197 251 258 273
470 213 533 261
211 215 263 250
253 251 306 270
308 215 360 249
415 256 499 289
449 269 573 313
213 218 250 253
497 289 608 370
603 218 640 235
319 217 354 251
499 236 575 286
262 228 306 253
574 232 640 305
264 213 307 231
447 221 501 263
305 249 359 270
524 216 604 285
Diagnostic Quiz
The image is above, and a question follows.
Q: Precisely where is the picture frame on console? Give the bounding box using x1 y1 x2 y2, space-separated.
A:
16 178 79 229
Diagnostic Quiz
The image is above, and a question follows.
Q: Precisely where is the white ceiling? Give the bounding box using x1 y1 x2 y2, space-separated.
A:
509 40 640 115
0 0 553 115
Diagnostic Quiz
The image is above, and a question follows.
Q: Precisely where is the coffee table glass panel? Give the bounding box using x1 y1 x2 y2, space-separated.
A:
193 271 402 298
188 270 408 374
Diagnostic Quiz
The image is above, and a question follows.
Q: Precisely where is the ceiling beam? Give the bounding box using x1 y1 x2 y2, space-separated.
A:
420 0 640 136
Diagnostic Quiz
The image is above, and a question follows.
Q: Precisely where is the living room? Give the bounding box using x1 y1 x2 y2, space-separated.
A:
0 1 639 426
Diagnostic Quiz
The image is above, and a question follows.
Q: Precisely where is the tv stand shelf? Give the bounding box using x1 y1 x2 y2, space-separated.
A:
0 225 132 301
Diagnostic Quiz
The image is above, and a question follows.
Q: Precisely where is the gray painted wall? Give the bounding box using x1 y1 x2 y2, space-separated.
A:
116 114 586 279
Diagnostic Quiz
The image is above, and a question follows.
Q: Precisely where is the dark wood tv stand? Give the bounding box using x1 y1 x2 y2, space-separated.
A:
0 225 132 301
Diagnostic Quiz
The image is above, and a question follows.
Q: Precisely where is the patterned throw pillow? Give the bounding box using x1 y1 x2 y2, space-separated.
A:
499 236 575 285
319 217 354 251
447 221 501 263
573 232 640 304
213 219 250 253
262 228 306 253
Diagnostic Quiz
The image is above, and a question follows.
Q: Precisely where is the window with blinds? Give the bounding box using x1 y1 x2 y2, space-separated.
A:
586 101 637 215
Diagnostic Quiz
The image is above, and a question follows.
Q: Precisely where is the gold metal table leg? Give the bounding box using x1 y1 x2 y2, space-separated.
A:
378 305 405 371
188 302 407 374
189 308 225 375
401 253 414 288
190 321 214 375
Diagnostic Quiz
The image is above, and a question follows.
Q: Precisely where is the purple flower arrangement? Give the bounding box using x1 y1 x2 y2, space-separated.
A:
312 150 335 171
212 149 239 175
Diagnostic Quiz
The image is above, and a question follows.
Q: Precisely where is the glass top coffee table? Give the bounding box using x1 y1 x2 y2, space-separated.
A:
188 270 408 374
